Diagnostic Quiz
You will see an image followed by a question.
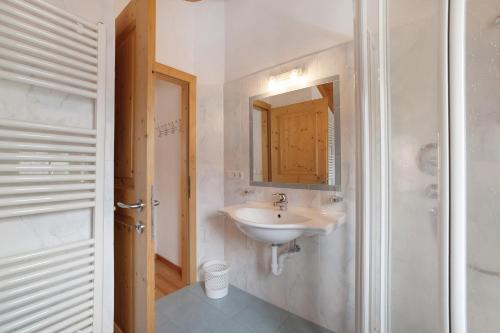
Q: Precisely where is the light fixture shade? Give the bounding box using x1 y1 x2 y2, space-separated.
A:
267 67 307 91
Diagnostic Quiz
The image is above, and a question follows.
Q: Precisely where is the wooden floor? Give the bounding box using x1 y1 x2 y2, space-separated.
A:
155 256 184 300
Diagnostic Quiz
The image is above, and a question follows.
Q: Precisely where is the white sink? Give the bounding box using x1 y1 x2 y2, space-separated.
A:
220 202 345 244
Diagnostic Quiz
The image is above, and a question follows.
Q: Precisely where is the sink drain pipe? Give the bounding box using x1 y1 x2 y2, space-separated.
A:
271 240 301 276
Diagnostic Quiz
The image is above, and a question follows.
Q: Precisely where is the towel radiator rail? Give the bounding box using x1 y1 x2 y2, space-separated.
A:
0 0 106 332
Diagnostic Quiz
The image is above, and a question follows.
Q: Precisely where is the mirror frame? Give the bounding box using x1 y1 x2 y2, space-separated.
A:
249 75 341 191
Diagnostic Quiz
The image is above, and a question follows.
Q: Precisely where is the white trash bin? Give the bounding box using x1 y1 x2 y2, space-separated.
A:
202 260 230 299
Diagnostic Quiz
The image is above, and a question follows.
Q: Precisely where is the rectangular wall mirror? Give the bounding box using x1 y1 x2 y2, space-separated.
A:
250 75 340 190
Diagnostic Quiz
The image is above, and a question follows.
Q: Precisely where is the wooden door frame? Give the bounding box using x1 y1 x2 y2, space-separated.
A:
152 62 197 285
252 100 271 181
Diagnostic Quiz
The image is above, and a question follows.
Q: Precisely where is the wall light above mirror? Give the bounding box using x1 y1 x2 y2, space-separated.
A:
267 67 308 91
250 75 340 190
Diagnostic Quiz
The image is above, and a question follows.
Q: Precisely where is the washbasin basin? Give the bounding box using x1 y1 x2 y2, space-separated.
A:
220 202 345 244
233 207 310 226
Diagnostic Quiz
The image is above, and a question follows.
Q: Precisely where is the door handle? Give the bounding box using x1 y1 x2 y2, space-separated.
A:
117 199 145 212
135 221 145 234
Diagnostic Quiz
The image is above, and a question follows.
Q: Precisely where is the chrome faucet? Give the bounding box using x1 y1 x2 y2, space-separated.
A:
273 193 288 211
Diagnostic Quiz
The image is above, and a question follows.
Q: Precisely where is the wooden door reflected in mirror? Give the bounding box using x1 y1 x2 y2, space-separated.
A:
250 76 340 190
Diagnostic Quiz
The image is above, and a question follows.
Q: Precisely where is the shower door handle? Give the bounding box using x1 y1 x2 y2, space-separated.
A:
117 199 145 212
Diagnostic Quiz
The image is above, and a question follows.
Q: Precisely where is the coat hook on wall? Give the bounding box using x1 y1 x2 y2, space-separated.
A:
156 119 182 138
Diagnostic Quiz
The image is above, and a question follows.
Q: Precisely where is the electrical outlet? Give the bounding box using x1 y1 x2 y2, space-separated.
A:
227 170 241 179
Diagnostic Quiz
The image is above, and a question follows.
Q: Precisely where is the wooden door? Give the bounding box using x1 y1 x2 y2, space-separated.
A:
114 1 156 332
270 98 329 184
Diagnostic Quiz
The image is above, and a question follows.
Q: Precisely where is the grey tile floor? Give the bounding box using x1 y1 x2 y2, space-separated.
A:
156 283 334 333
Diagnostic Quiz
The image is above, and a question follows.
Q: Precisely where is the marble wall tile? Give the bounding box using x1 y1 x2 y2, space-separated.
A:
196 83 226 276
223 43 356 332
466 0 500 331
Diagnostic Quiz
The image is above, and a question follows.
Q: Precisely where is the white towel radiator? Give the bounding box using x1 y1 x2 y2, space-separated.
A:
0 1 105 332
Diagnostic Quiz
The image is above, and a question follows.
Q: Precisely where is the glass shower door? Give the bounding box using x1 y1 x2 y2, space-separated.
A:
359 0 500 332
358 0 449 332
385 0 447 332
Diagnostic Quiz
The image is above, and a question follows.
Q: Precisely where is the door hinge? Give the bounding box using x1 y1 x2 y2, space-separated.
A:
188 176 191 198
151 186 155 240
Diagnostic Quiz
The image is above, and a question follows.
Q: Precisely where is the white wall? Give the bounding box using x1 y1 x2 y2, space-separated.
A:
224 0 353 81
154 79 182 265
155 0 196 74
224 43 356 332
115 0 131 18
155 0 225 84
265 86 318 108
155 0 226 277
466 0 500 331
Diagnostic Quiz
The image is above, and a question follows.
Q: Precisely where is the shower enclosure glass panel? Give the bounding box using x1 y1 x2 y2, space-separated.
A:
360 0 499 332
466 0 500 331
386 0 447 332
